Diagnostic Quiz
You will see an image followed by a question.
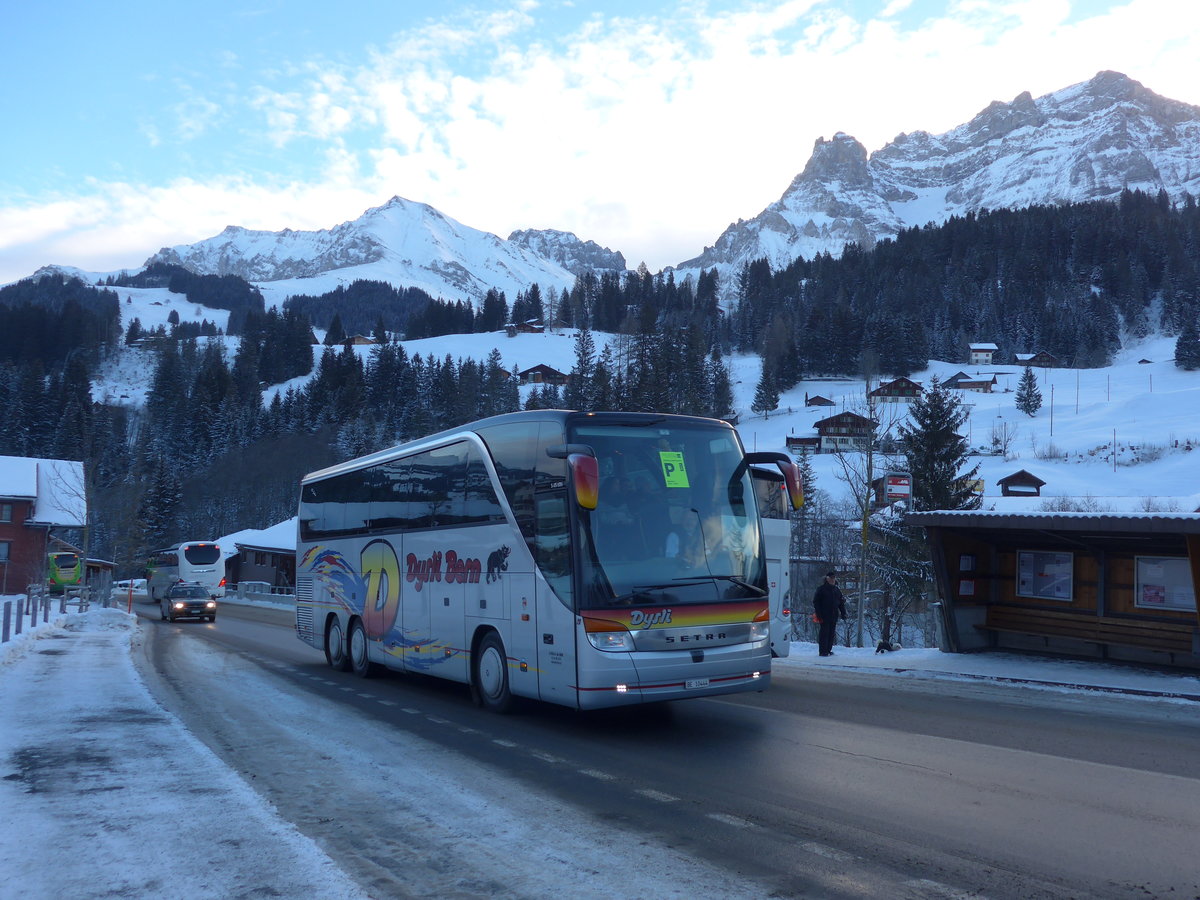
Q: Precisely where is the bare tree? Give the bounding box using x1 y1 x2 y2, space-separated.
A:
826 388 907 646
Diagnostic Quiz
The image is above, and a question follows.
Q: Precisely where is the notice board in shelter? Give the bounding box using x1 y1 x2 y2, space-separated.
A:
1017 550 1073 601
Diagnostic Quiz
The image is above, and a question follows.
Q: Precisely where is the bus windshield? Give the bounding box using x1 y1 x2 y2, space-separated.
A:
183 544 221 565
570 420 765 609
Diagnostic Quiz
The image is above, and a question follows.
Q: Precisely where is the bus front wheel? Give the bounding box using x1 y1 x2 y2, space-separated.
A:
325 618 351 672
473 632 514 713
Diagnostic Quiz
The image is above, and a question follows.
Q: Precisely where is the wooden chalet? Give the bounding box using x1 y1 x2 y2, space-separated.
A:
949 372 996 393
1015 350 1059 368
906 511 1200 670
785 435 820 453
813 411 876 453
517 364 569 386
868 376 922 403
804 393 836 407
997 469 1046 497
506 320 546 337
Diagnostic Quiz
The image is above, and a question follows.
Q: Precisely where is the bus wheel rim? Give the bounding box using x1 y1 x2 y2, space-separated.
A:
351 624 367 667
479 645 504 699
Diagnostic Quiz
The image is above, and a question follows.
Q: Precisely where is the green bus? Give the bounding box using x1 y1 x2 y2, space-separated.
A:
47 551 83 593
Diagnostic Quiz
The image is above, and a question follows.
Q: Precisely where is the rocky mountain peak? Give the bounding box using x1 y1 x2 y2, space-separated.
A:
675 71 1200 285
793 132 873 188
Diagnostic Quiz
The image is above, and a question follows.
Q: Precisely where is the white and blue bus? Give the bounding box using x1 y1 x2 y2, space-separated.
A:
147 541 226 601
750 465 796 658
295 410 802 712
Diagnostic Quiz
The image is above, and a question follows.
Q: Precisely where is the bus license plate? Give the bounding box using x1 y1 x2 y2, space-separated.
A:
685 678 709 690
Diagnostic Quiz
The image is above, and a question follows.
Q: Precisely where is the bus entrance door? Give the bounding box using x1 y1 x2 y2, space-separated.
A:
503 571 541 701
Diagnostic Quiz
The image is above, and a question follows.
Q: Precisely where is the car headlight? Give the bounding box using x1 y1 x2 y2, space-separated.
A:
205 601 216 609
173 602 185 610
586 630 635 652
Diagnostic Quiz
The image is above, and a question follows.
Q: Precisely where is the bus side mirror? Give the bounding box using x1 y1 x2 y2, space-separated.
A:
568 454 599 510
744 451 804 510
547 444 599 510
781 462 804 509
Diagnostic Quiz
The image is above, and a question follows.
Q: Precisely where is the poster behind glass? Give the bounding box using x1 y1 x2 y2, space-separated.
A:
1135 557 1196 611
1016 550 1073 601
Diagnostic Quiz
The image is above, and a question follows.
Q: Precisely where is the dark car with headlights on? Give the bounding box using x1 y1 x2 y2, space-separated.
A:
161 582 218 622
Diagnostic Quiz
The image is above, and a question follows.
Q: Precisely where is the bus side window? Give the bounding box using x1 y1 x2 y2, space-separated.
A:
463 447 506 525
478 421 541 544
535 493 572 607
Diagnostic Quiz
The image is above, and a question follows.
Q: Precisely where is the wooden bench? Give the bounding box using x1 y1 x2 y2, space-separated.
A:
977 605 1197 658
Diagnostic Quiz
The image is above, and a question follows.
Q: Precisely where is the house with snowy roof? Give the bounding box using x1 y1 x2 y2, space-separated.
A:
0 456 86 593
968 342 999 365
1015 350 1059 368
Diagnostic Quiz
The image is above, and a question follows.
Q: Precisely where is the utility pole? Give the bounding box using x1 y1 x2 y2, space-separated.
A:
855 381 876 650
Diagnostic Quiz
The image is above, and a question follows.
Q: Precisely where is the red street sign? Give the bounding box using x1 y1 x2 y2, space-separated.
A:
885 475 911 500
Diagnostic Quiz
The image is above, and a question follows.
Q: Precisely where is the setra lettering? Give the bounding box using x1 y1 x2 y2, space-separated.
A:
665 632 728 643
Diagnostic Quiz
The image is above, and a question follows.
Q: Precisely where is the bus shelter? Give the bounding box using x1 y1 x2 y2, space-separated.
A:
904 511 1200 669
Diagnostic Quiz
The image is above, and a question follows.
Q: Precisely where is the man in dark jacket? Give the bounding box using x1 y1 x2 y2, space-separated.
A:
812 571 846 657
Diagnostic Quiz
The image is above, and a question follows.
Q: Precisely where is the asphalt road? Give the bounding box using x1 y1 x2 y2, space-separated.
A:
133 601 1200 899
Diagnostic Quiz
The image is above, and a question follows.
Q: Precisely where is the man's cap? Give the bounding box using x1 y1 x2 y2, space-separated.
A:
825 571 836 578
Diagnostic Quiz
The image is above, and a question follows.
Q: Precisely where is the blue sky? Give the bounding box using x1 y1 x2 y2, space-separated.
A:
3 0 1199 283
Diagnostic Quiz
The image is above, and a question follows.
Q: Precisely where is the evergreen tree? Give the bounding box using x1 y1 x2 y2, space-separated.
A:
1174 316 1200 370
1014 366 1044 415
565 328 596 410
897 376 981 511
324 313 346 346
750 357 780 418
138 456 182 550
708 348 734 419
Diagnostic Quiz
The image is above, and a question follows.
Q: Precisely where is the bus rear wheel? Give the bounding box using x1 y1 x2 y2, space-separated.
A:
473 632 513 713
348 619 376 678
325 618 351 672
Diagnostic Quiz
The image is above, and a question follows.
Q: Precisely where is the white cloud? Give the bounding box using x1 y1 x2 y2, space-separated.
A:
0 179 382 283
4 0 1200 283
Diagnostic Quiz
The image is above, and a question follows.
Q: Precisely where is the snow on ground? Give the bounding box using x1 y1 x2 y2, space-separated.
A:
0 604 366 900
1 600 1197 899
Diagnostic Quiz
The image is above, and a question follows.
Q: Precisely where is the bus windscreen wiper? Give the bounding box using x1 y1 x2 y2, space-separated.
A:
708 575 768 597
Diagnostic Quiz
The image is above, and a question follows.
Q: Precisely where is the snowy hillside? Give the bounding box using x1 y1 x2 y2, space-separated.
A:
729 335 1200 514
90 285 1200 512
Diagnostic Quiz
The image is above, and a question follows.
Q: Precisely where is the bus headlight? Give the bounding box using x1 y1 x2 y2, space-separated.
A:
749 622 770 642
586 630 635 652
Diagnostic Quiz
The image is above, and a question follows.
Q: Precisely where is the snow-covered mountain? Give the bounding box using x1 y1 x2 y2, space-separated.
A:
40 71 1200 308
506 228 626 278
144 196 607 306
677 71 1200 276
